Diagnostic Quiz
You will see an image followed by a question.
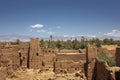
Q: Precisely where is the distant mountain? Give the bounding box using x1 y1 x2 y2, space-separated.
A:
0 34 120 42
42 35 120 41
99 35 120 40
43 35 97 41
0 35 31 42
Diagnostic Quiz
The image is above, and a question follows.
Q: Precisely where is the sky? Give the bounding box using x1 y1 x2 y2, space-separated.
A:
0 0 120 39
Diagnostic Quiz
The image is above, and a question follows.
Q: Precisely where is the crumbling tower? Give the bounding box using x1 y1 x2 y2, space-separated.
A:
115 47 120 79
85 45 97 80
116 47 120 67
28 38 43 69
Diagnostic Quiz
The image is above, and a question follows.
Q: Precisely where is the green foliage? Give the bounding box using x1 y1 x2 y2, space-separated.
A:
94 38 101 47
79 37 87 49
63 40 73 49
72 38 80 50
102 38 116 45
11 39 21 45
56 40 63 50
40 36 120 50
117 41 120 46
98 51 116 67
48 41 56 49
16 39 20 44
89 38 101 47
79 42 86 49
40 39 45 47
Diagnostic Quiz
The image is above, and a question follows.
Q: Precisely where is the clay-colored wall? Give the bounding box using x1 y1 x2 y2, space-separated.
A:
55 61 84 73
28 38 43 69
43 49 57 54
59 50 81 53
116 47 120 67
43 54 56 68
85 45 97 80
0 45 29 68
94 59 116 80
86 45 97 63
55 53 86 74
56 54 86 62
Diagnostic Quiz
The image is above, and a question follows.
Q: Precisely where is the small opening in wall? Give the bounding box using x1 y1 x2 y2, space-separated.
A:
19 53 21 57
52 51 54 53
36 53 39 56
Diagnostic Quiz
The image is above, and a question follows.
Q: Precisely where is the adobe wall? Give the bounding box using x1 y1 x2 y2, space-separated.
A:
18 46 29 68
86 45 97 63
92 47 120 80
0 38 57 69
0 44 29 68
43 54 56 68
59 50 81 53
55 61 84 73
115 47 120 79
43 49 58 55
56 54 86 61
28 38 43 69
85 45 97 80
55 53 86 74
84 46 120 80
41 49 56 69
94 59 120 80
116 47 120 67
94 59 115 80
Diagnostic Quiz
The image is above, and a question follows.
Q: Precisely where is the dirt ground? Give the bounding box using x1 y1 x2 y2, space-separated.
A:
5 68 86 80
101 45 117 50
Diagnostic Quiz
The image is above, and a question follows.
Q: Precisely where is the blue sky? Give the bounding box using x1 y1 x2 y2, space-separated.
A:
0 0 120 38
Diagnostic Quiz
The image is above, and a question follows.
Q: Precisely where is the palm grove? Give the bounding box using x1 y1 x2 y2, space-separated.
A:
40 36 120 50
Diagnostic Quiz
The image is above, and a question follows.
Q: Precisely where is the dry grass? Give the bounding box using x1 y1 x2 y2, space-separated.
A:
101 45 117 50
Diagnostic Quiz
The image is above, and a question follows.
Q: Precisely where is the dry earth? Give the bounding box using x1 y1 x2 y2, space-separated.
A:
6 68 86 80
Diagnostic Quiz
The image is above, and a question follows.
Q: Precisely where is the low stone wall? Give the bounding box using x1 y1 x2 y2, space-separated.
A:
43 54 56 68
0 45 29 68
94 59 112 80
59 50 81 53
94 59 120 80
43 49 58 54
116 47 120 67
56 53 86 61
55 53 86 74
55 61 84 73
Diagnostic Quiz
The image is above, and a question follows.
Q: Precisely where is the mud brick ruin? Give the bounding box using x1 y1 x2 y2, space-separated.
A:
0 38 120 80
28 38 43 68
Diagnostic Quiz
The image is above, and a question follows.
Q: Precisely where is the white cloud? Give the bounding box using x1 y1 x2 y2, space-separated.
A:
30 24 44 28
63 35 69 37
78 35 84 37
47 31 55 35
87 35 96 38
36 29 46 33
104 29 120 37
78 34 96 37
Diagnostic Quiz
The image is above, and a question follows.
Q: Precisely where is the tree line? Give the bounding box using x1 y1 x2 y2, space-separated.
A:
10 36 120 50
40 36 120 50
